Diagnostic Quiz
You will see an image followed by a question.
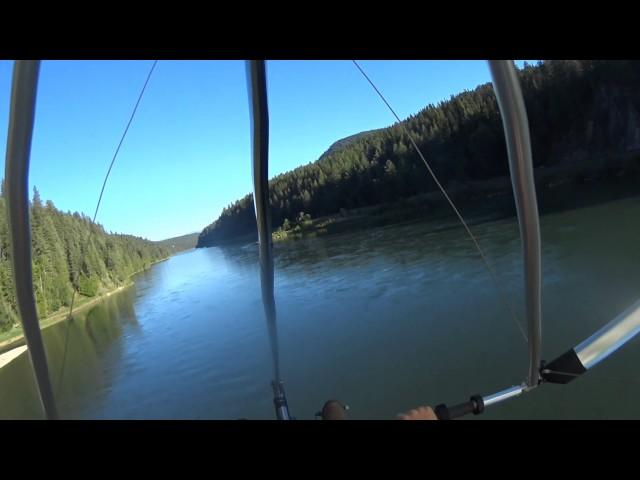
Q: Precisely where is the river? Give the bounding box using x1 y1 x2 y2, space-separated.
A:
2 195 640 419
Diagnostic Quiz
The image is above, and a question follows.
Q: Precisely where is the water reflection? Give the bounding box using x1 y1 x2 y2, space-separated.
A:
2 193 640 419
0 286 139 419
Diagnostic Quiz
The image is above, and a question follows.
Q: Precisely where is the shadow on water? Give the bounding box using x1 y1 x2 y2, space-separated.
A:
0 286 139 419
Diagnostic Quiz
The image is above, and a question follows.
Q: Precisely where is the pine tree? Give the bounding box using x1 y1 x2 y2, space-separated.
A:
0 185 169 331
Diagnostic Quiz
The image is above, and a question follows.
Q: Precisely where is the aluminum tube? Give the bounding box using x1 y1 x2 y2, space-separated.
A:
489 60 542 387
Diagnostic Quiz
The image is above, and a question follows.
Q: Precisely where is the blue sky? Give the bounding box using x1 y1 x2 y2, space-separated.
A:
0 60 532 241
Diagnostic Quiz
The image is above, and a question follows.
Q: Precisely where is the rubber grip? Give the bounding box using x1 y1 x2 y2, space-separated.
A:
434 395 484 420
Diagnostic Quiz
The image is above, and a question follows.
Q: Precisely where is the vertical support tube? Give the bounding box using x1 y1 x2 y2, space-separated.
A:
489 60 542 387
4 60 58 419
246 60 290 420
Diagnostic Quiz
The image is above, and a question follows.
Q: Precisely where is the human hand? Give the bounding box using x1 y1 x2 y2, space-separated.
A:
397 406 438 420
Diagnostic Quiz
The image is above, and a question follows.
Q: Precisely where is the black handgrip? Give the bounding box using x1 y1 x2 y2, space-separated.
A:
434 395 484 420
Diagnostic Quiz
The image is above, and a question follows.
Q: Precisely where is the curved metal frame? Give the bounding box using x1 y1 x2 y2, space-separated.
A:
246 60 291 420
444 61 543 414
489 60 542 388
482 61 640 408
4 60 58 419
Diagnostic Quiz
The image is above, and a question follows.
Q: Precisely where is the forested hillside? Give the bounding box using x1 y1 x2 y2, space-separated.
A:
156 232 199 254
0 187 169 332
197 60 640 248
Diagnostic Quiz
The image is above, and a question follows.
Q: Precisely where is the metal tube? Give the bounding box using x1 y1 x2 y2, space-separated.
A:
482 384 525 408
574 298 640 370
247 60 290 420
4 60 58 419
489 60 542 387
273 380 291 420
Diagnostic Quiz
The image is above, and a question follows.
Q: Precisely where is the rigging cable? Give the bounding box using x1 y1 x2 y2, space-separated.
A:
350 60 640 417
56 60 159 399
351 60 528 344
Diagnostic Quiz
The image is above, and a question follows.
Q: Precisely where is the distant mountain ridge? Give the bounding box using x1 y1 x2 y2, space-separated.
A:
156 232 199 254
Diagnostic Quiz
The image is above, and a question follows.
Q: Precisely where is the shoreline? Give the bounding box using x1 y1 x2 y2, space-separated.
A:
0 255 169 361
205 155 640 248
280 158 640 242
0 283 132 358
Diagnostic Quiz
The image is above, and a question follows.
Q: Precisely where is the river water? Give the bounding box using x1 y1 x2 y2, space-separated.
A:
2 195 640 419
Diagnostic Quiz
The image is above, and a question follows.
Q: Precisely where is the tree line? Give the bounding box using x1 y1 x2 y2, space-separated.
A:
0 186 169 332
197 60 640 248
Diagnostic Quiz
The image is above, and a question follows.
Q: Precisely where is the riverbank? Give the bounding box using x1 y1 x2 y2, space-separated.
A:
0 256 169 360
0 283 132 360
271 154 640 243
